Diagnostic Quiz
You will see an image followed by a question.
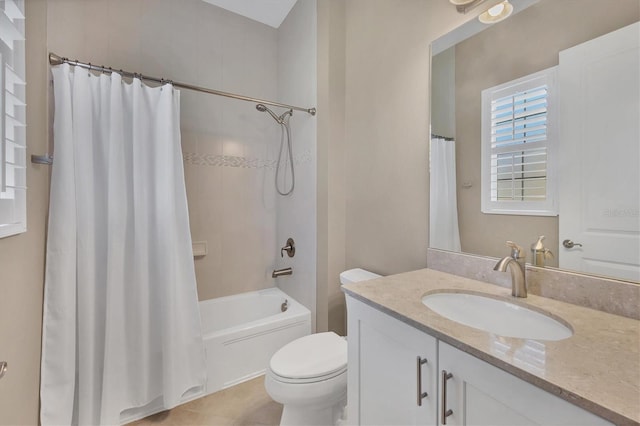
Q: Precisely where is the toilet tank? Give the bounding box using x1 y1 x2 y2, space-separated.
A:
339 268 381 285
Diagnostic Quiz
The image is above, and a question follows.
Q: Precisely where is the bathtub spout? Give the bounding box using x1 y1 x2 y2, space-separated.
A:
272 267 293 278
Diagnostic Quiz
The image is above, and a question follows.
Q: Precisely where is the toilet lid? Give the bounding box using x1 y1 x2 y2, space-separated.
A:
270 332 347 380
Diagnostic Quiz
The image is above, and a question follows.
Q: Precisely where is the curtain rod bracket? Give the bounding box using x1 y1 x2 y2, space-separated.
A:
49 53 65 66
31 154 54 165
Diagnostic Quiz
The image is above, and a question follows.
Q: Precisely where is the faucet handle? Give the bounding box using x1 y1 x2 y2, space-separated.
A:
280 237 295 258
506 241 525 259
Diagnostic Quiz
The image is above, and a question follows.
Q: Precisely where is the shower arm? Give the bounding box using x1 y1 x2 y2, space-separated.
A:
256 104 293 124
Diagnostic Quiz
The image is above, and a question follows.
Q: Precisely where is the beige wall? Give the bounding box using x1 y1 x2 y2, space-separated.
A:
0 1 49 424
318 0 488 334
454 0 639 261
343 0 472 276
317 0 479 335
317 0 347 333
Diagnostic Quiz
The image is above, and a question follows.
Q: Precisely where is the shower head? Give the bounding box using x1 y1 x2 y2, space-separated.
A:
256 103 281 123
256 103 292 124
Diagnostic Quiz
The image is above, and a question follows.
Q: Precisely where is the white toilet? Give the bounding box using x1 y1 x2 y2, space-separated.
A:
265 268 381 426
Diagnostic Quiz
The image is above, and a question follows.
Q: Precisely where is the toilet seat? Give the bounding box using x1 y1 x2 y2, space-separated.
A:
269 365 347 384
268 332 347 384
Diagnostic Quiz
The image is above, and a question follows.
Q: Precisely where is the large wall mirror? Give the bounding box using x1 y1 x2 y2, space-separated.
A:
430 0 639 283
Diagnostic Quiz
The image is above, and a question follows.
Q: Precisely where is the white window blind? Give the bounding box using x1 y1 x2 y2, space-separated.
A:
481 67 557 216
0 0 26 238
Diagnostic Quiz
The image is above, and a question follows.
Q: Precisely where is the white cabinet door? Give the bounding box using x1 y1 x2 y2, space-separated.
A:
438 342 612 426
558 22 640 281
346 297 438 426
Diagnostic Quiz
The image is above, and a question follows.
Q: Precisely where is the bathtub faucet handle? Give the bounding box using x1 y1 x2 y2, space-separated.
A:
281 238 296 258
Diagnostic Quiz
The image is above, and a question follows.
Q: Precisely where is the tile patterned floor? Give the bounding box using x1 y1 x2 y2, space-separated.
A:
129 376 283 426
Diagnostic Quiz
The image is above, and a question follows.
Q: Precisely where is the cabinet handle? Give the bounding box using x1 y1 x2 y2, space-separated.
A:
0 362 6 380
416 356 428 406
441 370 454 425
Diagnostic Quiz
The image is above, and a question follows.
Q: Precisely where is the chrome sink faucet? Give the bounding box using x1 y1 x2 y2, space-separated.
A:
494 241 527 298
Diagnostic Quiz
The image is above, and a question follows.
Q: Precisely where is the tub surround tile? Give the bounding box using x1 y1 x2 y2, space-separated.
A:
342 268 640 426
182 149 314 170
427 248 640 320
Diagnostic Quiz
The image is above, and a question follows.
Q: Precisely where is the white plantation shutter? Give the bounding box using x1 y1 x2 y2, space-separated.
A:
0 0 26 238
481 67 557 216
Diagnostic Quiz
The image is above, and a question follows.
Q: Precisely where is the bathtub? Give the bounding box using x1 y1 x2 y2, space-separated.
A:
199 287 311 395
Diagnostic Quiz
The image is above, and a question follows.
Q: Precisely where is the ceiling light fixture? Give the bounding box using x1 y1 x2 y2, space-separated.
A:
478 0 513 24
450 0 489 14
488 3 505 16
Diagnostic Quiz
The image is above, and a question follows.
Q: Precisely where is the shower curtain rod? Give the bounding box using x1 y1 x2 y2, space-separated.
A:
32 53 317 166
48 53 317 116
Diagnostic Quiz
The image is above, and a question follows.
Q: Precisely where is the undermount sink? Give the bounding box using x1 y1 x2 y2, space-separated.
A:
422 292 573 341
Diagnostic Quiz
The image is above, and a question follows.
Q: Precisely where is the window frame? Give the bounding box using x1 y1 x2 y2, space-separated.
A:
0 0 27 239
481 66 558 217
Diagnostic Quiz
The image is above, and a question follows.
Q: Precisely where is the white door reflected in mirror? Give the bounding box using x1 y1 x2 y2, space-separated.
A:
558 22 640 282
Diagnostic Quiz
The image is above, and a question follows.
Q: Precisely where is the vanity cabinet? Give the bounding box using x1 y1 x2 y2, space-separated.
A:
438 342 611 426
346 297 438 425
346 296 613 426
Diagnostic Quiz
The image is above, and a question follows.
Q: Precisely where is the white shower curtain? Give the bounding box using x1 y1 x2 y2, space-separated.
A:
40 64 206 425
429 137 462 252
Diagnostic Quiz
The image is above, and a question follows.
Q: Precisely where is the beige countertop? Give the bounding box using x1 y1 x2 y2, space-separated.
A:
342 268 640 426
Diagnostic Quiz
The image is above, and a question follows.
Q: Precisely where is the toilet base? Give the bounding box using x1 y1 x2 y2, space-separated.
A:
279 393 347 426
